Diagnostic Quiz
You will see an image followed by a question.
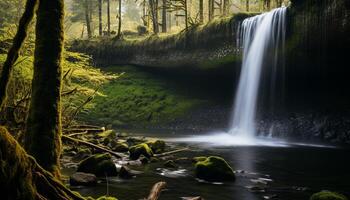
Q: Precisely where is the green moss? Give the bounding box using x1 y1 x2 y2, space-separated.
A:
96 196 118 200
129 143 153 160
146 139 166 154
310 191 348 200
194 156 235 182
193 156 207 162
77 153 118 177
79 65 203 127
111 141 129 152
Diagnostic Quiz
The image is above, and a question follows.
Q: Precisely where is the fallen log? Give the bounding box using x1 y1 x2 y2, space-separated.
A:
146 181 167 200
62 135 124 158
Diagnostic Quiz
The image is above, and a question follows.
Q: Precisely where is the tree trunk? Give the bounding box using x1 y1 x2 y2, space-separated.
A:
25 0 64 178
161 0 167 33
107 0 111 35
246 0 249 12
0 126 85 200
208 0 214 21
184 0 188 29
85 0 92 38
117 0 122 37
199 0 203 23
0 0 37 109
223 0 228 16
149 0 159 34
98 0 102 36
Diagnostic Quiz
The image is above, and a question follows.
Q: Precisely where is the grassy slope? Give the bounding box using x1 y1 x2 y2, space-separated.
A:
80 65 206 128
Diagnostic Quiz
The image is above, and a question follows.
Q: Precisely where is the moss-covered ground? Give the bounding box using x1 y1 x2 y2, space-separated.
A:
79 65 207 128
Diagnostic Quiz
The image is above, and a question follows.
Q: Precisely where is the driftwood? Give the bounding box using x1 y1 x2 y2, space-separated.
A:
146 181 167 200
62 135 124 158
63 128 105 133
155 148 189 157
66 131 88 137
183 197 204 200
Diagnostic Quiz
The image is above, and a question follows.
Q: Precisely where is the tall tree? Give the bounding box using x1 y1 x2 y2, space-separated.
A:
199 0 203 23
223 0 229 16
246 0 249 12
117 0 122 38
98 0 102 36
0 0 37 109
162 0 167 32
25 0 65 178
208 0 214 21
149 0 159 33
107 0 111 35
84 0 92 38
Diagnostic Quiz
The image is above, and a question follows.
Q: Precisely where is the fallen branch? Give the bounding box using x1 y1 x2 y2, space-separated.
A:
66 131 88 137
146 181 167 200
63 128 104 133
62 135 124 158
155 148 189 157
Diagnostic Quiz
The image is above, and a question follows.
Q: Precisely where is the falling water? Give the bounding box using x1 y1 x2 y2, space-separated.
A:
230 7 287 139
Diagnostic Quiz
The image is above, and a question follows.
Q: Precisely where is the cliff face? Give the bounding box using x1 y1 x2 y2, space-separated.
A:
71 1 350 143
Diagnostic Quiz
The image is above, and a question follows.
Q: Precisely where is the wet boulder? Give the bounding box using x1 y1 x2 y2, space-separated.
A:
310 191 348 200
70 172 97 186
129 143 153 160
146 140 166 154
164 160 177 168
194 156 235 182
77 153 118 177
111 141 129 152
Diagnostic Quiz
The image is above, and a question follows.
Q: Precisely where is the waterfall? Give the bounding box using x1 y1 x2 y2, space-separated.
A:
230 7 287 139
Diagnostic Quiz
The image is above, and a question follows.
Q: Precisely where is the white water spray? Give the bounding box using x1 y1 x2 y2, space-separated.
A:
230 7 287 139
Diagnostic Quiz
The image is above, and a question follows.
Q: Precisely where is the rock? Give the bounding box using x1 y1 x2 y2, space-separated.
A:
74 148 92 160
146 140 166 154
96 196 118 200
129 143 153 160
164 160 177 168
69 172 97 186
194 156 235 182
126 137 146 146
102 137 111 146
310 191 348 200
140 157 149 164
193 156 207 163
77 153 118 177
111 141 129 152
119 166 134 179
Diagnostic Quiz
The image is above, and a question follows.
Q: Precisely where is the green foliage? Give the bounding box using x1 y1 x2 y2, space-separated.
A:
129 143 153 160
194 156 235 182
310 191 348 200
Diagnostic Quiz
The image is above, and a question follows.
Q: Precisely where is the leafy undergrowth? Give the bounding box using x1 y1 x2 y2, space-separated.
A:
79 65 206 128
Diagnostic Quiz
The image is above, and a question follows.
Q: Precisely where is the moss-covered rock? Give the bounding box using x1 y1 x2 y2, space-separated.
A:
96 196 118 200
194 156 235 182
77 153 118 177
146 139 166 154
111 141 129 152
193 156 207 162
310 191 348 200
69 172 97 186
129 143 153 160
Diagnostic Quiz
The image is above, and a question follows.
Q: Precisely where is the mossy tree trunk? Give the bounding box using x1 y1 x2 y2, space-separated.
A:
25 0 64 178
246 0 249 12
223 0 228 16
208 0 214 21
0 0 37 109
149 0 159 33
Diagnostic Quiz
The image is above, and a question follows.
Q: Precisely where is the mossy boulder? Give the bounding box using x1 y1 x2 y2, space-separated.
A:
77 153 118 177
194 156 235 182
310 191 348 200
111 141 129 152
146 140 166 154
129 143 153 160
96 196 118 200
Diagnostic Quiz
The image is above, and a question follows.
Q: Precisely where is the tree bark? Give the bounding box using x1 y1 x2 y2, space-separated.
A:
85 0 92 38
107 0 111 35
161 0 167 32
149 0 159 33
0 0 37 109
223 0 228 16
199 0 203 23
98 0 102 36
25 0 64 178
117 0 122 37
208 0 214 21
246 0 249 12
184 0 188 29
0 126 85 200
146 182 167 200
